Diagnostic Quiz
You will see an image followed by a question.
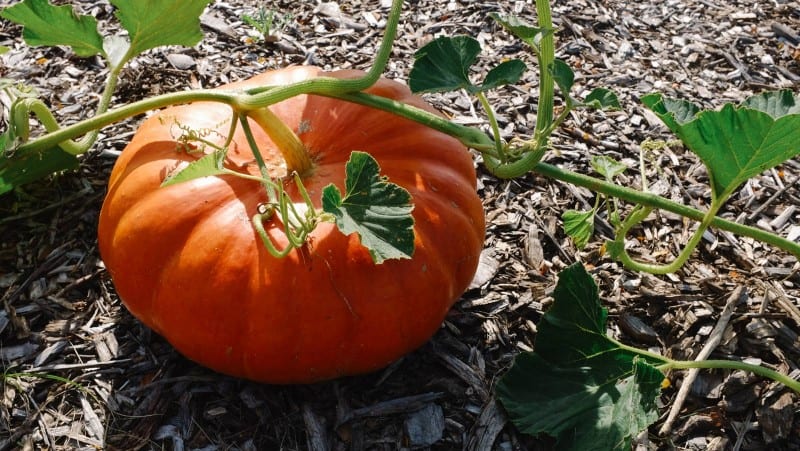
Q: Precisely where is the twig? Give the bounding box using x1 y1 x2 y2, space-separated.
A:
732 409 754 451
659 286 745 436
771 22 800 46
24 358 134 373
303 403 330 451
746 175 800 223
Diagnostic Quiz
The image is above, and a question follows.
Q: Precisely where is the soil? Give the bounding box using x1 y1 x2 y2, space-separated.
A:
2 0 800 450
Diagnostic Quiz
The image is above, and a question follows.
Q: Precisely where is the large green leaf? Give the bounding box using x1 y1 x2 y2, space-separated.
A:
0 146 80 195
409 35 480 94
1 0 104 58
409 35 525 95
110 0 210 57
496 263 666 450
642 91 800 201
322 151 415 264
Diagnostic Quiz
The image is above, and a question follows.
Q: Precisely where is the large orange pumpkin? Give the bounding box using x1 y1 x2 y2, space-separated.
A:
97 66 485 383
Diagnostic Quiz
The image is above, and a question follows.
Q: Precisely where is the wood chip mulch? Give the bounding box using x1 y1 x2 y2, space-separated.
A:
2 0 800 450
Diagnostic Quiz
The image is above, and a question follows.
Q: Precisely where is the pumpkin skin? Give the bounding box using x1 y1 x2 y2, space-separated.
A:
97 66 485 384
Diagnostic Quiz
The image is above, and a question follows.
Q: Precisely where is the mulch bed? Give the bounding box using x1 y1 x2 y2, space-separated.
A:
2 0 800 449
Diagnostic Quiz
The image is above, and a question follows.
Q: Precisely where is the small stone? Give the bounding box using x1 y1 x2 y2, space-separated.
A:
166 53 196 70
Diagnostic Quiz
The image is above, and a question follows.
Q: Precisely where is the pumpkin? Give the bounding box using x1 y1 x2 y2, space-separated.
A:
97 66 485 384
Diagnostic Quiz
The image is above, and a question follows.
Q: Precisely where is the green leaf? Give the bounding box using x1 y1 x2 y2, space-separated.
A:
591 155 627 181
562 209 594 249
0 146 80 195
161 150 227 187
103 35 131 70
489 13 551 54
742 89 800 118
0 45 9 55
109 0 210 57
409 35 481 94
642 91 800 201
409 35 524 95
551 58 574 97
583 88 620 110
497 263 667 450
322 151 415 264
482 59 527 91
1 0 104 58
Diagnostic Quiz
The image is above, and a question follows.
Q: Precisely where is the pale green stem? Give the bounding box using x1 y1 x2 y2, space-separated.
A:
323 91 497 152
661 360 800 394
482 0 556 177
533 0 555 136
531 162 800 258
252 212 294 258
614 201 722 274
12 99 85 155
247 107 312 175
234 0 404 111
237 114 276 202
14 90 238 155
614 337 800 394
476 91 506 160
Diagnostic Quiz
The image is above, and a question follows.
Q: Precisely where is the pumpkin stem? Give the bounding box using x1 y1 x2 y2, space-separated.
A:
247 107 313 175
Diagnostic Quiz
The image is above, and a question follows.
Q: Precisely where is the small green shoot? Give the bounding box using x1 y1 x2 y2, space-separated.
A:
591 155 628 181
562 209 595 249
409 35 526 162
242 6 291 42
562 155 628 249
489 12 550 57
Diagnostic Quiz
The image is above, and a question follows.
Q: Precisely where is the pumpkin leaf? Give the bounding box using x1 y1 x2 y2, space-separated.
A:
409 36 480 94
583 88 620 110
482 59 527 92
642 91 800 202
161 150 227 187
322 151 415 264
109 0 210 58
0 0 105 58
0 146 80 195
551 58 574 97
496 263 667 450
489 13 551 55
409 35 525 94
591 155 627 181
562 209 594 249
